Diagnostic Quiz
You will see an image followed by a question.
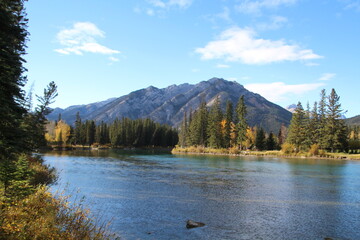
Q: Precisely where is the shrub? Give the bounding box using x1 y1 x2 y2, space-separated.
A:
281 143 296 155
309 144 320 156
0 186 115 240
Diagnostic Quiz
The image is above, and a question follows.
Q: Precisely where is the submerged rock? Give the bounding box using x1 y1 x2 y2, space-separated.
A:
186 220 205 229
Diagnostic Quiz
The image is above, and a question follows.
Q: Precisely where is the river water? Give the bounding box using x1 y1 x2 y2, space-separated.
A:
43 150 360 240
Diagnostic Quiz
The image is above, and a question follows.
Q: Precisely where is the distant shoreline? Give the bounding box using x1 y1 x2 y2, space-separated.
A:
171 147 360 161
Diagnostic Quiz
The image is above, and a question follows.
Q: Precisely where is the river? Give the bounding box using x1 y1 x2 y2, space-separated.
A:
43 150 360 240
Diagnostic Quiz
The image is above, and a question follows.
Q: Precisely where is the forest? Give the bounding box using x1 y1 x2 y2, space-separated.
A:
177 90 360 154
45 114 179 148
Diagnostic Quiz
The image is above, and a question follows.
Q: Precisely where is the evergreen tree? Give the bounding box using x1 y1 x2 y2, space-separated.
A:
310 101 320 145
179 112 188 147
224 100 233 148
277 124 287 147
286 102 306 152
236 95 248 149
318 89 327 148
266 132 277 150
303 102 312 149
207 97 223 148
0 0 29 157
188 100 208 146
325 89 347 152
255 128 266 151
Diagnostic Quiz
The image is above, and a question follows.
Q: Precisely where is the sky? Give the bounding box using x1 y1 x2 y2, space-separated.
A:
25 0 360 117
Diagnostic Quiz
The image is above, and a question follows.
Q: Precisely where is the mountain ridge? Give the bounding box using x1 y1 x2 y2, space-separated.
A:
48 78 292 133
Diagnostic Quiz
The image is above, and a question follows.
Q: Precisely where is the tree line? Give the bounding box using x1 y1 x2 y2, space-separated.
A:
178 96 286 151
45 113 179 148
286 88 348 153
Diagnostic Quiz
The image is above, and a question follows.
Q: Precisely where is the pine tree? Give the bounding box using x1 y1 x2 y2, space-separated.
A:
179 112 188 147
0 0 29 157
255 128 266 151
224 101 233 148
188 100 208 146
325 89 347 152
74 112 82 145
310 101 320 145
266 132 277 150
318 89 327 149
207 97 223 148
286 102 306 152
303 102 312 149
236 95 248 149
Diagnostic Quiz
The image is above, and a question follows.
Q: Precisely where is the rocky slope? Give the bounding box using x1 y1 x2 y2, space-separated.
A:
48 78 292 133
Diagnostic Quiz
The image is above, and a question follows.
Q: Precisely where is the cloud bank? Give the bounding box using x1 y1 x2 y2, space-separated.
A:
55 22 120 56
245 82 325 102
195 27 322 64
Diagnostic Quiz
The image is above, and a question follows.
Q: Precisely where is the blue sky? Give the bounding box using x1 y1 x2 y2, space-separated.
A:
25 0 360 117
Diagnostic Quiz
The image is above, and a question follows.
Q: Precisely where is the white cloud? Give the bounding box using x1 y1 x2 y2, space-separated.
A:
237 0 298 14
319 73 336 81
257 15 288 30
195 27 322 64
148 0 192 9
245 82 325 102
55 22 120 56
216 64 230 68
228 77 238 81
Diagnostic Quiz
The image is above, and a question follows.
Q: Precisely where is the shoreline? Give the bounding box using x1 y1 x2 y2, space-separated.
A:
171 148 360 161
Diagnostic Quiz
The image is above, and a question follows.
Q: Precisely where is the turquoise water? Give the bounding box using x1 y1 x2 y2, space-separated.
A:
43 150 360 240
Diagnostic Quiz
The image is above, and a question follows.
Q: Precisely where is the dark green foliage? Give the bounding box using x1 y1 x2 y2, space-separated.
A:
286 102 306 152
207 97 223 148
255 128 266 151
324 89 348 152
236 95 247 149
178 112 188 147
224 101 233 148
286 89 348 152
0 0 29 157
266 132 277 150
188 100 208 147
72 116 178 147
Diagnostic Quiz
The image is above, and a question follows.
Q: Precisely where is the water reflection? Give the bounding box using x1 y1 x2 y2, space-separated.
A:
44 150 360 240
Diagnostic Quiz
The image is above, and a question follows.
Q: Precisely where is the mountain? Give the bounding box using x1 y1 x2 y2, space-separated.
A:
286 104 297 113
345 115 360 126
47 78 292 133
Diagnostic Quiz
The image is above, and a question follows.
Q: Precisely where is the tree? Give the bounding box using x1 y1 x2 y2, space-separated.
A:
179 112 188 147
0 0 29 157
207 96 223 148
224 101 233 148
286 102 306 152
324 89 347 152
55 120 71 145
236 95 248 149
318 89 327 149
255 128 266 151
188 99 208 146
266 132 277 150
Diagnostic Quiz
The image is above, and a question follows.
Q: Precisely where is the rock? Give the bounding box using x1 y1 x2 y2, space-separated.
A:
186 220 205 229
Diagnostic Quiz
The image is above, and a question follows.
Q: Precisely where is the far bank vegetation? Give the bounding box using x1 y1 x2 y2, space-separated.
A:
174 89 360 159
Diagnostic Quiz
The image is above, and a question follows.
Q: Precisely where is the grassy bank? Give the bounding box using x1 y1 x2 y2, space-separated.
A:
172 146 360 160
0 154 116 239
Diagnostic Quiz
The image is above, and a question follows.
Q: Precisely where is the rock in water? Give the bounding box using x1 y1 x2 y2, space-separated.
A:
186 220 205 229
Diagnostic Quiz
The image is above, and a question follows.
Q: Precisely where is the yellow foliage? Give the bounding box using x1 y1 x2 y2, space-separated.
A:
55 120 71 144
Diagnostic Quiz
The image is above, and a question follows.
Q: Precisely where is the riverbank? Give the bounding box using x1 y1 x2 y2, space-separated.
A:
172 146 360 161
